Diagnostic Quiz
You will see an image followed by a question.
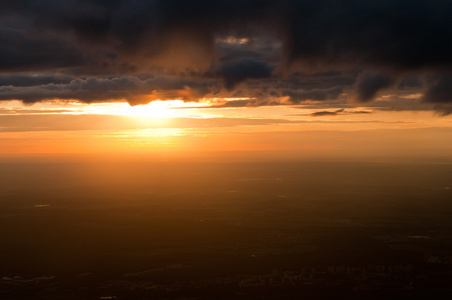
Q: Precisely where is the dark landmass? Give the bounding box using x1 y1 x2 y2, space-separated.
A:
1 157 452 299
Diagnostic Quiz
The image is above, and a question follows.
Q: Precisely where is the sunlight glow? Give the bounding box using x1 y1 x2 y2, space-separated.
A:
75 100 209 118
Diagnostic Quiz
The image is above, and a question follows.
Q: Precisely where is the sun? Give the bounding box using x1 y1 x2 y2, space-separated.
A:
127 100 178 118
74 100 208 118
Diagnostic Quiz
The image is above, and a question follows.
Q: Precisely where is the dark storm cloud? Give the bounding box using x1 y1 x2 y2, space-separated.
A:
0 0 452 105
423 74 452 104
398 75 423 90
353 72 396 103
0 74 73 87
0 27 86 72
289 1 450 70
217 59 275 90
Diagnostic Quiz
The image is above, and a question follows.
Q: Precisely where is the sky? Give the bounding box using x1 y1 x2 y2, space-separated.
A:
1 0 452 159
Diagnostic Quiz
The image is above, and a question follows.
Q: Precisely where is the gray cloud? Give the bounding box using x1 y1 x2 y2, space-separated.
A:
0 76 217 104
310 108 345 117
0 74 73 87
353 72 396 102
423 74 452 104
218 59 275 90
433 105 452 116
283 86 344 103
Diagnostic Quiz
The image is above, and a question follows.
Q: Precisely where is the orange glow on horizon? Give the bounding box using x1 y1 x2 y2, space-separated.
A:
0 99 452 158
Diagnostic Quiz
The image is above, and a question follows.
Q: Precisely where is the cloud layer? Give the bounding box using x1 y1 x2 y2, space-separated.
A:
1 0 451 110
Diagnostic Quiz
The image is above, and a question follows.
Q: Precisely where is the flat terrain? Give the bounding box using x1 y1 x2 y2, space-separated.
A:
1 157 452 299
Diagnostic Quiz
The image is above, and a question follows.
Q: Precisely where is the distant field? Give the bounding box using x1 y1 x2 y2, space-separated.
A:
1 158 452 298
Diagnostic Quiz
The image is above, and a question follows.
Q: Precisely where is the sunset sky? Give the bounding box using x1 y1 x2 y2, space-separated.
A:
1 0 452 159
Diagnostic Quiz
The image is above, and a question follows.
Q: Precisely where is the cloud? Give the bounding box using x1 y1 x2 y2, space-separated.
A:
0 76 217 104
433 105 452 116
203 57 276 92
350 110 372 114
310 108 344 117
0 74 73 87
217 59 275 90
283 86 344 103
0 27 86 72
423 74 452 104
376 106 431 112
0 0 451 106
282 1 452 72
353 72 395 102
